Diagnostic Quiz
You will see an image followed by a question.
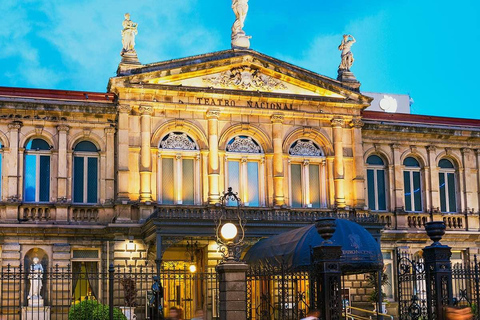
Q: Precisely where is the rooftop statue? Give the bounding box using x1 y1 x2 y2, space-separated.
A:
121 13 138 56
338 34 356 71
231 0 251 49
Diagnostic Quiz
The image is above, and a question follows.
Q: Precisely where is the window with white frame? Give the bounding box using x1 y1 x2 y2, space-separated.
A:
382 251 394 300
403 157 423 212
438 159 457 213
366 155 387 211
158 132 200 205
24 138 51 203
73 141 99 204
225 136 264 207
288 139 327 208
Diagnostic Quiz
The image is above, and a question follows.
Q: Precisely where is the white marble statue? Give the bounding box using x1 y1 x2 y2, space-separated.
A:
338 34 356 71
28 257 44 302
121 13 138 55
231 0 251 49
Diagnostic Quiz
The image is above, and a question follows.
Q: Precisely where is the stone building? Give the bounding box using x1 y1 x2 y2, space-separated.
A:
0 47 479 317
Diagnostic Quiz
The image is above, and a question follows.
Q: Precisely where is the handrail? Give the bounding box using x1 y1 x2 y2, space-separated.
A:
345 305 393 320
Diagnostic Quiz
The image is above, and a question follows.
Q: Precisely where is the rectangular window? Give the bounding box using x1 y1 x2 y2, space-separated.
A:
162 158 174 204
73 157 84 203
291 164 302 208
39 155 50 202
25 155 36 202
377 169 386 210
447 172 456 212
413 171 422 211
404 171 411 212
227 161 240 206
247 162 259 207
182 159 194 205
309 164 320 208
367 169 376 210
439 172 446 212
87 158 98 204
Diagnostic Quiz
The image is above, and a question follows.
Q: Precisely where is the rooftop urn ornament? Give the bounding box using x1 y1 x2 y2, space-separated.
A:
119 13 141 67
337 34 360 87
315 217 337 245
231 0 251 49
425 221 446 246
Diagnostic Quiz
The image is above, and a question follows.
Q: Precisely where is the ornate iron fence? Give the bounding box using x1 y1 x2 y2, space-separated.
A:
0 263 217 320
451 256 480 320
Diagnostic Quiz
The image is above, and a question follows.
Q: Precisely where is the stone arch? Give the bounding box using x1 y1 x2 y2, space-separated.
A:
0 130 10 148
400 151 427 168
364 146 392 166
219 123 272 153
68 132 104 152
282 127 333 156
20 131 56 150
151 119 208 150
434 151 463 170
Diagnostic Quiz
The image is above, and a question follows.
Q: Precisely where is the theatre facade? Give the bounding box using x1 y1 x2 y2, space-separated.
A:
0 47 479 314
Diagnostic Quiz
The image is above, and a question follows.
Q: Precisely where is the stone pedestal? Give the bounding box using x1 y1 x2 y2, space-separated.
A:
231 32 251 49
216 262 248 320
117 52 141 75
22 306 51 320
337 70 360 91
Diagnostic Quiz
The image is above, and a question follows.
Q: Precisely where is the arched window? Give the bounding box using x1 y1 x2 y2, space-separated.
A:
225 136 264 207
403 157 422 212
288 139 326 208
0 142 3 200
366 155 387 211
73 141 99 204
439 159 457 213
24 138 51 202
158 132 200 205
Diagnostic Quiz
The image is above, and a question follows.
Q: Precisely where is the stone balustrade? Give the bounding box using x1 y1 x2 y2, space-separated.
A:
21 205 53 222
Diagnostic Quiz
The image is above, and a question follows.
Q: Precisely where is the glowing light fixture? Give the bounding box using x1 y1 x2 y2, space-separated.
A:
221 223 238 241
126 240 135 251
189 264 197 273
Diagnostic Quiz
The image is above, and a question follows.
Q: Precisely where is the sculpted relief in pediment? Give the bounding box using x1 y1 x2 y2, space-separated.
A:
202 66 287 92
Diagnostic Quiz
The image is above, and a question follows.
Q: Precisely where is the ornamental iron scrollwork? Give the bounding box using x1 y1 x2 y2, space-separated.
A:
289 139 323 156
160 132 198 150
226 136 262 153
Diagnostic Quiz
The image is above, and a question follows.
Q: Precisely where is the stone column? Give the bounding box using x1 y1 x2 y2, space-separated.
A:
350 118 365 208
423 221 453 320
139 105 153 202
105 127 116 202
427 146 438 211
331 118 346 208
271 114 285 206
56 124 70 221
462 148 475 212
7 121 21 200
207 110 221 204
117 105 131 201
391 144 403 210
216 262 248 320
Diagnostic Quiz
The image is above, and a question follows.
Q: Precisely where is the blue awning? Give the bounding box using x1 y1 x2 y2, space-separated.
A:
244 219 383 273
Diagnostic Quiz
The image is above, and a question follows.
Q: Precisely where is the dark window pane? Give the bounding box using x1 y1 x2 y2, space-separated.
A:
448 172 456 212
291 164 302 208
182 159 194 205
404 157 420 167
74 141 97 152
439 172 446 212
367 169 376 210
87 158 98 203
39 155 50 202
403 171 411 211
26 138 50 151
73 157 84 203
309 164 321 208
439 159 454 169
413 171 422 211
377 169 386 210
162 158 174 204
367 155 384 166
24 155 36 202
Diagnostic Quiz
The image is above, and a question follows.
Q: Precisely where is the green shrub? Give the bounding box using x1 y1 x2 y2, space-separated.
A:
69 300 127 320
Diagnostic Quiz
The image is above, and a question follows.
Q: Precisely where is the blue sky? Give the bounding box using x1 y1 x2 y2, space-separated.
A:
0 0 478 119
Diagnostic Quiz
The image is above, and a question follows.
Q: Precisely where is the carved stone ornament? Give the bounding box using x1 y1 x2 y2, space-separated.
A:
226 136 262 153
206 110 221 119
117 105 132 114
160 133 198 150
289 140 323 156
8 121 22 130
350 118 364 128
139 106 154 115
271 114 284 124
331 118 344 127
202 66 287 92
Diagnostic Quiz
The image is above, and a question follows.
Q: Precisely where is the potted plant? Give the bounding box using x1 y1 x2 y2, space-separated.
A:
120 277 138 320
367 270 390 314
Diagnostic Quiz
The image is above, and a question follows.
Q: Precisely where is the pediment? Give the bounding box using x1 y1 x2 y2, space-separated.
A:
111 49 371 103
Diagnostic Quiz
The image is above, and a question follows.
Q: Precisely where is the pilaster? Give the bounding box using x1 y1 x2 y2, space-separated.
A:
271 114 285 206
207 110 221 204
350 118 365 208
139 106 153 202
331 118 346 208
426 145 438 211
117 105 132 201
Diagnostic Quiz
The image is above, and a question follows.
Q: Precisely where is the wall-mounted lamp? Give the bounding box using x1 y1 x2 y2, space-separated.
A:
126 239 135 251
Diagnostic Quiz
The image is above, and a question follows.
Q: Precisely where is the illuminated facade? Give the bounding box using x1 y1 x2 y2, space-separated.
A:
0 49 479 314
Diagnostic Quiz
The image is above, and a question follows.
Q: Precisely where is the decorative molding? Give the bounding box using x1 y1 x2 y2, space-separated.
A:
206 110 221 119
104 127 116 134
426 145 436 152
139 105 154 115
373 143 380 152
303 159 310 166
461 148 472 155
175 154 182 160
445 147 452 155
226 136 262 153
390 143 400 150
202 66 287 92
34 126 44 135
350 118 364 128
330 118 344 127
57 124 70 132
8 121 22 131
271 114 284 124
117 105 132 114
289 140 323 156
160 132 198 150
409 145 417 153
83 129 91 137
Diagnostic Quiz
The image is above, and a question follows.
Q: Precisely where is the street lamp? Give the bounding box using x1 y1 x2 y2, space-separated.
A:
215 187 245 262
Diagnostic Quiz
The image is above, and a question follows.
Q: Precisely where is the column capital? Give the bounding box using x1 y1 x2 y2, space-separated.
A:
461 147 472 155
426 145 436 152
349 118 364 128
271 114 285 124
139 105 154 115
330 117 344 127
117 105 132 114
56 124 70 132
104 127 116 134
390 143 401 150
8 121 22 131
206 109 221 119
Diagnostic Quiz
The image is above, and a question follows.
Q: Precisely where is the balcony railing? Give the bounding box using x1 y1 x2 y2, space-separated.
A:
21 205 53 222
